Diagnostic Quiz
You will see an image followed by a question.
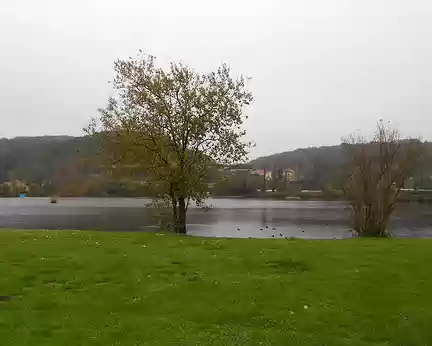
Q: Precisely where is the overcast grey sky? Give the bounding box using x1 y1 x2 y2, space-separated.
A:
1 0 431 158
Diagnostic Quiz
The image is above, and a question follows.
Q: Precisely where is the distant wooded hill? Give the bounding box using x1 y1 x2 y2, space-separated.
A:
249 145 349 189
0 136 97 184
1 136 432 191
249 142 432 189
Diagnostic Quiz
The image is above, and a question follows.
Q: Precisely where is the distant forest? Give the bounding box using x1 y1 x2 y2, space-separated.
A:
0 136 102 196
250 143 432 190
1 136 432 197
0 136 92 183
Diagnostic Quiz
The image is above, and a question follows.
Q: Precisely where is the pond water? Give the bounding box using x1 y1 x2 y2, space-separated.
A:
0 197 431 238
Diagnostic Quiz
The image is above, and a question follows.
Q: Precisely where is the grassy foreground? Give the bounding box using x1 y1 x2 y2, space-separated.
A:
0 231 432 345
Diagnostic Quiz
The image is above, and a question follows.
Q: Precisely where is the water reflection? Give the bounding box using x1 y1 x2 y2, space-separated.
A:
0 197 431 239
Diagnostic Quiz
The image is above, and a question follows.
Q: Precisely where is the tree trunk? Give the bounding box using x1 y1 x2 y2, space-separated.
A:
171 195 178 232
177 196 187 234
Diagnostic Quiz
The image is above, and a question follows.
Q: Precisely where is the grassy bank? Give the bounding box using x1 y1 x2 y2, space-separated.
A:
0 231 432 345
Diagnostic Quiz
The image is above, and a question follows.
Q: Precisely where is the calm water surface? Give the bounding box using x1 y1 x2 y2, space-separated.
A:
0 197 431 238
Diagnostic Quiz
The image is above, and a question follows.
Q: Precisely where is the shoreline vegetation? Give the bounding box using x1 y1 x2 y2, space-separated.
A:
2 189 432 203
1 230 431 345
211 190 432 203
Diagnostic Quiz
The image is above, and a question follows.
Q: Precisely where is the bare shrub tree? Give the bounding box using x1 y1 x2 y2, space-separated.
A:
343 120 422 237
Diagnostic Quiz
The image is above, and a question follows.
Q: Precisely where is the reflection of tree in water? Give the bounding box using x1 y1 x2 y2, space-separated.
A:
261 208 269 227
145 206 171 230
188 207 220 225
147 204 221 230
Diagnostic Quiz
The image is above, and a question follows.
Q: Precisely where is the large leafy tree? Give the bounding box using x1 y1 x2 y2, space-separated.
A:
89 52 253 233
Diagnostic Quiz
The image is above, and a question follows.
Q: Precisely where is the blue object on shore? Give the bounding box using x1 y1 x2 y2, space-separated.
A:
19 193 25 199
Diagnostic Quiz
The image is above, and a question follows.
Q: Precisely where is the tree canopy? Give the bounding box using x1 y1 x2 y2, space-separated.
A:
89 52 253 233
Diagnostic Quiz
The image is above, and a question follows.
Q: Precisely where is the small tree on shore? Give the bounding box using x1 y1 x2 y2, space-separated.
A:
343 120 422 237
88 52 252 234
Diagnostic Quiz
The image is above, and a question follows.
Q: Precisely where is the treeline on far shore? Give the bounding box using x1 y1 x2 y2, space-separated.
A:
210 189 432 203
1 179 432 204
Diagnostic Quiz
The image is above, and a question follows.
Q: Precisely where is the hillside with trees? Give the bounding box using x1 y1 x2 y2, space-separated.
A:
249 142 432 191
0 136 87 183
249 145 348 190
1 136 432 197
0 136 104 196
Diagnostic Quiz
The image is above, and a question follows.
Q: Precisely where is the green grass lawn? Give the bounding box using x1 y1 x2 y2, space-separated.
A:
0 231 432 345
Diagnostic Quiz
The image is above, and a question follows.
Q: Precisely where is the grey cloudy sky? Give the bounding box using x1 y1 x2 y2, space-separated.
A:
1 0 431 158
